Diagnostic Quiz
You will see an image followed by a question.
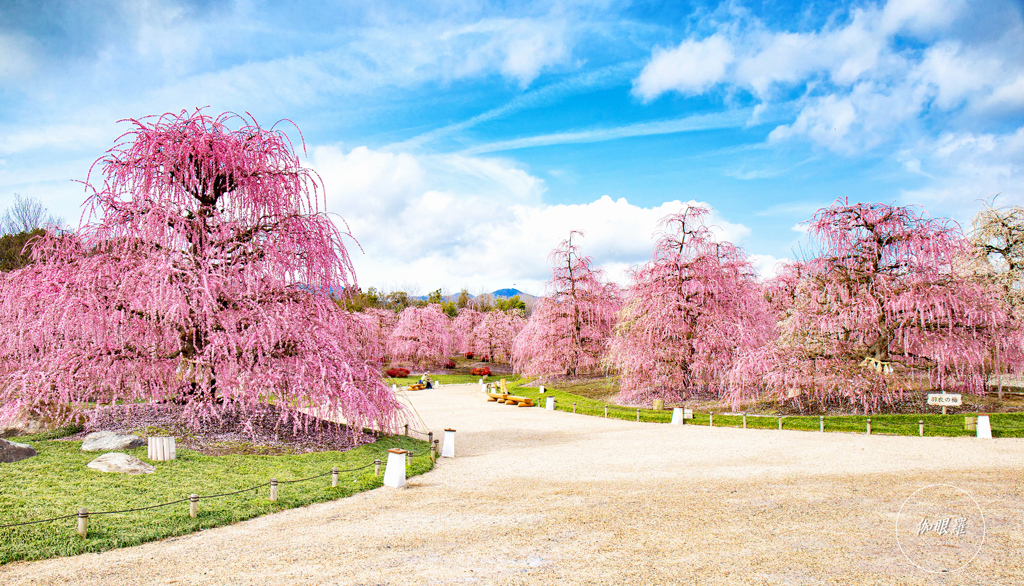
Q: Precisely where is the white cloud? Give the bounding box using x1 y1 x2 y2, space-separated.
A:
311 145 753 294
632 0 1024 154
899 126 1024 220
0 33 34 79
632 34 733 100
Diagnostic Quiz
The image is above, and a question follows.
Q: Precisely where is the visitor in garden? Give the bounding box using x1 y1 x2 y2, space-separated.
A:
419 371 433 389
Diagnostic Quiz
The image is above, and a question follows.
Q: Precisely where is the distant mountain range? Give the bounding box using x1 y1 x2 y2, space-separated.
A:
417 288 539 303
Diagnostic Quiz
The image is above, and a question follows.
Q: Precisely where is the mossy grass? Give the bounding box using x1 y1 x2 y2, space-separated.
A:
0 427 431 565
507 382 1024 438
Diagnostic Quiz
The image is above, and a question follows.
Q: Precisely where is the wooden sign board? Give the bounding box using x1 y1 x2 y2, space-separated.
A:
927 393 962 406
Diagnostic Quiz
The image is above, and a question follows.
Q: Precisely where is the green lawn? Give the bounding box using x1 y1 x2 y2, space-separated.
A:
0 428 432 564
507 382 1024 438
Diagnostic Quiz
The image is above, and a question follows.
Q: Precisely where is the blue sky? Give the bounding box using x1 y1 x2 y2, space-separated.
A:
2 0 1023 295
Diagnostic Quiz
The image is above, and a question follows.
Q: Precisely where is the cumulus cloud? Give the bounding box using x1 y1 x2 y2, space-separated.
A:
633 34 733 100
310 145 754 294
632 0 1024 154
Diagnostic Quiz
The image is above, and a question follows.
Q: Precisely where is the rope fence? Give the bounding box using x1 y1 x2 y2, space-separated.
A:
1 429 438 537
527 389 1024 438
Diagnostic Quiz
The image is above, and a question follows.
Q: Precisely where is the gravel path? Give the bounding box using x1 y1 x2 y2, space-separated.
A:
2 383 1022 585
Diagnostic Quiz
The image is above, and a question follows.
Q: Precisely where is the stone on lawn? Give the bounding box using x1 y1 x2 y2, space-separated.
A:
86 453 156 474
0 438 37 463
81 431 146 452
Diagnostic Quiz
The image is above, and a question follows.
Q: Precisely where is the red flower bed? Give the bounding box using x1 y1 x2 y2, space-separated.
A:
470 367 490 376
386 367 410 378
444 359 456 369
464 352 474 359
480 355 489 362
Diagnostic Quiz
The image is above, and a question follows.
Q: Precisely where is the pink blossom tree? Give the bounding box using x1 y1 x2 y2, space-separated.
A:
387 304 454 368
452 307 484 355
512 232 620 377
473 309 526 365
0 110 403 433
610 207 773 405
728 199 1009 414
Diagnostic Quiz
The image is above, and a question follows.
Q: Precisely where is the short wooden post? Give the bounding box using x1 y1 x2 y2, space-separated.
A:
742 413 747 429
918 420 924 437
866 418 871 435
604 405 608 418
374 458 381 477
433 439 439 456
636 409 640 422
77 507 88 538
430 445 435 463
189 494 198 518
270 478 278 502
331 467 339 487
573 402 577 414
404 424 409 436
428 431 434 452
942 405 947 415
819 416 824 432
778 417 783 430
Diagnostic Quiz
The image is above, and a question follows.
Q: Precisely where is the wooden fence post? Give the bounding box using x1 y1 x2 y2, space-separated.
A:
743 413 747 429
604 405 608 418
866 418 871 435
573 402 577 414
77 507 88 538
189 494 198 518
819 416 824 432
636 409 640 422
332 467 339 487
374 459 382 477
919 420 924 437
778 417 783 430
270 478 278 502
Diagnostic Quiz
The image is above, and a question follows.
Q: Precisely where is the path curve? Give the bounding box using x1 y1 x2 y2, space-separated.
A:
2 383 1022 584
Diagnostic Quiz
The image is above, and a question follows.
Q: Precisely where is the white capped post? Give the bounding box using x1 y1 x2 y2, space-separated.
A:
671 408 683 425
539 385 546 394
441 428 456 458
546 396 555 410
383 448 408 488
977 414 992 439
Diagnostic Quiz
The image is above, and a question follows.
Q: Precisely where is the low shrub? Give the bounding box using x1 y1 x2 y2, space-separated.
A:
481 355 490 362
444 359 456 369
470 366 490 377
464 352 474 359
386 367 410 378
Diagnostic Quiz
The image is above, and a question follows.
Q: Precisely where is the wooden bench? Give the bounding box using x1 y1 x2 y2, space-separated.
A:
487 392 534 407
408 383 427 391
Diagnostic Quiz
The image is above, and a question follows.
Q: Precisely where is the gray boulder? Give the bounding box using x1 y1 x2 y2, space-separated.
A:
0 438 37 463
81 431 146 452
86 453 155 474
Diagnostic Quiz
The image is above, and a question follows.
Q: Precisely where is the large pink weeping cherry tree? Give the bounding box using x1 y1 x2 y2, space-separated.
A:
387 304 454 368
452 307 484 355
513 231 620 377
728 199 1009 414
473 309 526 365
610 207 773 405
0 110 403 433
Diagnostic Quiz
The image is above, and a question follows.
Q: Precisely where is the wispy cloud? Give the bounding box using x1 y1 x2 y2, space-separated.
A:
391 61 643 151
461 109 753 155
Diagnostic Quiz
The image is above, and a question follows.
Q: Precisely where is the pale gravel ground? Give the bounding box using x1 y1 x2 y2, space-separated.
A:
2 383 1023 585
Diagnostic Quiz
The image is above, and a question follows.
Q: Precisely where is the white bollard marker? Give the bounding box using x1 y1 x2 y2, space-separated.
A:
478 378 483 384
977 414 992 439
392 384 397 391
383 449 408 488
442 428 456 458
671 407 683 425
546 396 555 410
539 385 546 394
